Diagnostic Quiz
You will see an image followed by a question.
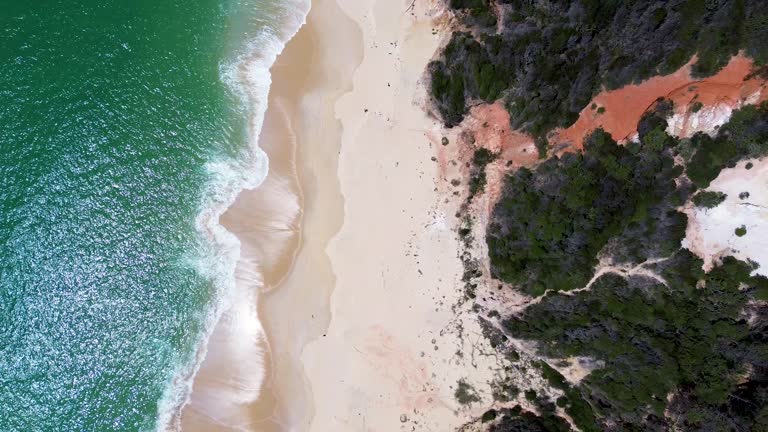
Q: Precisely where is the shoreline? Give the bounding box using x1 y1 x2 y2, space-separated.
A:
242 0 362 428
180 0 503 430
177 1 312 429
179 0 361 428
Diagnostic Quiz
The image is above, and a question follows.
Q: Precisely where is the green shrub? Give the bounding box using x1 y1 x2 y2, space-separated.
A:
487 128 683 294
504 251 768 429
455 379 481 405
540 362 568 390
692 191 727 208
481 409 497 422
468 148 497 199
687 104 768 188
690 101 704 113
486 406 572 432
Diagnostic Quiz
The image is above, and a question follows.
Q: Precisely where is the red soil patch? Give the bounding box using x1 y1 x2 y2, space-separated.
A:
666 62 768 138
463 102 539 167
432 54 767 217
457 103 539 216
430 102 539 209
550 54 767 149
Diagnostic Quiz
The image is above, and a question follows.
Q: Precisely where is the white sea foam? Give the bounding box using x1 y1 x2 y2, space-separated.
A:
155 0 311 430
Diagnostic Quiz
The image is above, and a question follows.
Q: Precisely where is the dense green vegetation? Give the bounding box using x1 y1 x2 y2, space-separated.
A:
448 0 497 28
487 127 686 295
429 32 513 127
504 251 768 430
455 379 482 405
540 362 599 431
477 101 768 430
483 405 572 432
468 148 498 199
692 190 727 209
487 103 768 296
430 0 768 135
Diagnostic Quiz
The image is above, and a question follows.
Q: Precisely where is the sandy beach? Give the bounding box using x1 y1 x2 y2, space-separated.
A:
269 0 501 429
180 0 503 430
301 0 498 429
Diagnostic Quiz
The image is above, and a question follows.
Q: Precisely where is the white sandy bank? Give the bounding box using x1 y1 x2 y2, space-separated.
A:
684 158 768 276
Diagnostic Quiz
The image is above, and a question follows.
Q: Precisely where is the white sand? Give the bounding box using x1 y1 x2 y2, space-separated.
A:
684 158 768 275
298 0 505 430
181 1 522 430
666 103 738 138
666 88 763 138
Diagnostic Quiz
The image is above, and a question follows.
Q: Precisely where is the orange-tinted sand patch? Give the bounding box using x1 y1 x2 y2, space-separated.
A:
430 102 538 207
463 102 538 167
550 54 767 149
454 102 539 216
361 325 446 412
666 64 768 138
434 54 767 217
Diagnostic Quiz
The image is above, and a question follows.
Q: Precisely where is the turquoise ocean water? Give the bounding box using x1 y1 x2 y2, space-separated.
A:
0 0 306 430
